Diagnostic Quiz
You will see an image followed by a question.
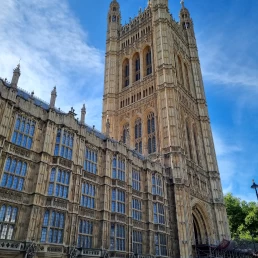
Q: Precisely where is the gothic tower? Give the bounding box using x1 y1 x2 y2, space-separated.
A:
102 0 230 257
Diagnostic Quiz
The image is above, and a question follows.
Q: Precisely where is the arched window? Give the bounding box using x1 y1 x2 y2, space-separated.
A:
122 123 129 144
147 112 156 154
184 63 190 91
12 115 35 149
133 53 140 82
152 174 163 196
186 122 193 160
40 210 65 243
177 56 184 85
1 157 27 191
144 46 152 76
0 205 18 240
193 125 201 165
134 118 142 153
123 59 130 87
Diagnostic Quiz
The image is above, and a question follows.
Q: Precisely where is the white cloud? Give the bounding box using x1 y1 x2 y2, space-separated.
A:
0 0 104 129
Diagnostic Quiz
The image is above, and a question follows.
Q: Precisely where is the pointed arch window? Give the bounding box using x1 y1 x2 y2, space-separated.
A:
40 210 65 243
177 56 184 85
193 125 201 165
184 63 190 91
134 118 142 153
0 205 18 240
122 123 129 144
1 157 27 191
54 129 74 160
12 115 35 149
145 47 152 75
147 112 156 154
133 53 140 82
123 59 130 87
186 122 193 160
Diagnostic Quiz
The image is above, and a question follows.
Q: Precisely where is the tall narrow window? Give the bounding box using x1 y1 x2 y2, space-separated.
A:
84 148 98 174
0 205 18 240
147 112 156 154
155 233 167 256
134 118 142 153
12 115 35 149
152 174 163 196
186 122 193 160
111 189 125 214
77 220 93 248
184 63 190 91
112 156 125 181
132 199 142 220
133 53 140 82
145 47 152 75
81 182 96 209
132 169 141 191
177 56 184 85
153 203 165 224
110 224 125 251
123 59 130 87
193 126 201 165
47 168 70 199
54 129 74 160
40 210 65 243
1 157 27 191
122 123 129 144
133 230 143 254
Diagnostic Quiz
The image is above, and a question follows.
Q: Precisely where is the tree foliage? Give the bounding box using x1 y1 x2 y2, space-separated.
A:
224 193 258 241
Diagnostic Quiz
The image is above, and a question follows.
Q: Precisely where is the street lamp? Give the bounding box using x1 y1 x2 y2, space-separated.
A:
251 179 258 201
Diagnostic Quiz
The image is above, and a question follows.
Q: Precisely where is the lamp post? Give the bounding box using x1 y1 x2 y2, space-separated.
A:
251 180 258 201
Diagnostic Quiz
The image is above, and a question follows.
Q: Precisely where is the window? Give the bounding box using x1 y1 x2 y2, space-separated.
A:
84 148 98 174
133 53 140 82
155 233 167 256
153 203 165 224
48 168 70 199
110 224 125 251
132 199 142 221
40 210 65 243
122 123 129 144
112 156 126 181
1 157 27 191
111 189 125 214
146 47 152 75
54 129 74 160
132 169 141 191
132 230 142 254
147 112 156 154
123 59 130 87
134 118 142 153
193 126 201 165
0 205 17 240
78 220 93 248
184 63 190 91
152 174 163 196
186 122 193 160
81 182 96 209
177 56 184 85
11 115 35 149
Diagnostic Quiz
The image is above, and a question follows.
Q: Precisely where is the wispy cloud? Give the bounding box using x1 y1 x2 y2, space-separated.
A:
0 0 104 129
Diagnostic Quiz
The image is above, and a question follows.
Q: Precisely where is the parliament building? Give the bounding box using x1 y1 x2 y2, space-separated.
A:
0 0 230 257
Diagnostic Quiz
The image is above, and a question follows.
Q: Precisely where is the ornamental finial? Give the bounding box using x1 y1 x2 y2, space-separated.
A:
180 0 185 8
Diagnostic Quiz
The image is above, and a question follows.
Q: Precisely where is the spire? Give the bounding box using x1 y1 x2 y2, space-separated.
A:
81 104 86 124
180 0 185 8
11 64 21 88
50 86 57 109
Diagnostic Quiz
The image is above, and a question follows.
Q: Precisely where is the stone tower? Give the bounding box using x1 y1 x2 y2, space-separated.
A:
102 0 230 257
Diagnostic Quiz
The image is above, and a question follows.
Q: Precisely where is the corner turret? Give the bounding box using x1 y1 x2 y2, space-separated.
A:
81 104 86 124
11 64 21 88
179 0 192 31
107 0 121 36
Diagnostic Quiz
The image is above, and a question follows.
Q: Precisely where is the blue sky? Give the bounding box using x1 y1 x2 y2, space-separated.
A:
0 0 257 201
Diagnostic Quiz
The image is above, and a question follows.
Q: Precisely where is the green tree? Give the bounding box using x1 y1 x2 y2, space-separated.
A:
224 193 258 241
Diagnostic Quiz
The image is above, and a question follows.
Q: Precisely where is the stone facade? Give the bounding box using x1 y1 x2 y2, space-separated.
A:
0 1 230 258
